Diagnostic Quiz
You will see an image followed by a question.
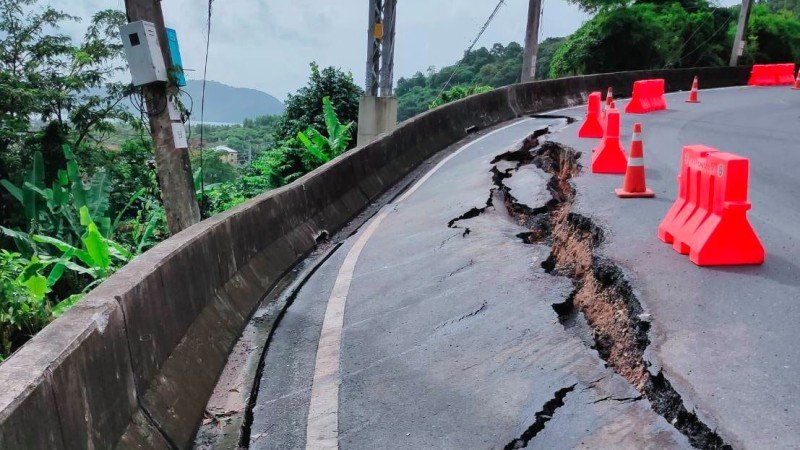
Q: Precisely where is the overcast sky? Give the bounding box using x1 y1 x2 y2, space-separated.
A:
55 0 727 100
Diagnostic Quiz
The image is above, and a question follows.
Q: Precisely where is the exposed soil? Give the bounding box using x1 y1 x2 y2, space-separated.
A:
488 135 731 450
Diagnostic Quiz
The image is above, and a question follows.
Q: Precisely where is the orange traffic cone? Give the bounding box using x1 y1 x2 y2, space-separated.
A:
793 69 800 90
615 123 654 198
601 88 614 121
686 76 700 103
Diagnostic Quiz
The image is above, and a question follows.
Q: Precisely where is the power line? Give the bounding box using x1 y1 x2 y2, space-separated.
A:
679 13 735 65
664 1 726 68
199 0 213 211
440 0 506 93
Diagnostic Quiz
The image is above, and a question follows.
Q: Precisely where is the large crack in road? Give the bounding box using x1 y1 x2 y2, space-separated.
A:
460 131 732 449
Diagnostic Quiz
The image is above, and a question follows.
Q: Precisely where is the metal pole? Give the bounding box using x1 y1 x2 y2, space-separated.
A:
521 0 542 82
379 0 396 97
729 0 752 66
124 0 200 234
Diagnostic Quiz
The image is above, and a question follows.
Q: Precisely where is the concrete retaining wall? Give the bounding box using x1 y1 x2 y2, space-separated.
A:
0 66 749 449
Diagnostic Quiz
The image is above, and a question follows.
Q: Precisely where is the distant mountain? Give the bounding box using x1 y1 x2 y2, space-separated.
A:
180 80 284 124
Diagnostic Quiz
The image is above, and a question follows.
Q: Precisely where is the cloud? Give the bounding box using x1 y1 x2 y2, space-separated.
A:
54 0 596 100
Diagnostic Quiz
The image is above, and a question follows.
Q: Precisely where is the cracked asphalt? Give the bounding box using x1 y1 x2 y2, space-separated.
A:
249 118 690 449
245 86 799 450
549 86 800 449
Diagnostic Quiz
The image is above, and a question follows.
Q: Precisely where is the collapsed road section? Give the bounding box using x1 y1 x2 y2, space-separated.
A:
487 133 730 449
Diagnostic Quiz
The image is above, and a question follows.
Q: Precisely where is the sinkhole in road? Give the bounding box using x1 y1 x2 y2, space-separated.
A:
484 134 731 450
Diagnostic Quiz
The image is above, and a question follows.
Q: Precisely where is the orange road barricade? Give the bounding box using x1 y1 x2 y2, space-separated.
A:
657 145 765 266
748 63 796 86
625 79 667 114
591 107 627 174
578 92 604 138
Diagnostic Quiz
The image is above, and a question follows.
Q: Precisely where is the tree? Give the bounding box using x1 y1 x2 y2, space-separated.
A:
428 85 493 109
739 5 800 64
0 1 131 231
277 63 362 145
549 2 736 78
549 0 800 78
395 42 562 121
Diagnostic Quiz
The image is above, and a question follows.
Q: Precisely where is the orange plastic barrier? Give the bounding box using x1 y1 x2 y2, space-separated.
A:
578 92 604 138
625 79 667 114
748 63 796 86
658 145 764 266
591 107 627 174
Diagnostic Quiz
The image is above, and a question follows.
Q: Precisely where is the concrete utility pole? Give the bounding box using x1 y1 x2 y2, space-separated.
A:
379 0 396 97
357 0 399 146
365 0 381 97
521 0 542 82
124 0 201 234
729 0 753 66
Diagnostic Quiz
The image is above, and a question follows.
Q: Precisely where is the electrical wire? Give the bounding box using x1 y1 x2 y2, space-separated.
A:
664 0 726 68
439 0 506 94
180 87 194 146
678 13 735 65
199 0 214 211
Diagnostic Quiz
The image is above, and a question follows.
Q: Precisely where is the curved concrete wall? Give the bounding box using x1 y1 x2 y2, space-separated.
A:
0 66 749 449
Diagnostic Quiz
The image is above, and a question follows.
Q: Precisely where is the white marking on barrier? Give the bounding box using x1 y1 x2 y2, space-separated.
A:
632 132 642 141
628 157 645 167
304 118 534 449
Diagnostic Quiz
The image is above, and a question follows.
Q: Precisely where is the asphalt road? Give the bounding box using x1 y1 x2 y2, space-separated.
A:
550 85 800 449
247 86 799 449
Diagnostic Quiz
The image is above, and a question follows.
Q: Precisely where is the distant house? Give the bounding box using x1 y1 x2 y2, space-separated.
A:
214 145 239 165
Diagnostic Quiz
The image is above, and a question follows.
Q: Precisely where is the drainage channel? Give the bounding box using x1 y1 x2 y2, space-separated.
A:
477 132 730 449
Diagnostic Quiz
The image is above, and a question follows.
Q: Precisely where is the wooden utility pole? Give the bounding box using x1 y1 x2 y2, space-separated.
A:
124 0 201 234
729 0 753 66
521 0 542 82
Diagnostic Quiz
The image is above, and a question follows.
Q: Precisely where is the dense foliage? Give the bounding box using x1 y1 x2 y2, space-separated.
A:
190 64 362 216
550 0 800 78
428 85 493 109
395 39 565 120
277 63 362 143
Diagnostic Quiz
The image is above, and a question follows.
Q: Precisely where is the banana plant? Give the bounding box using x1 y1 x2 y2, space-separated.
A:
297 96 354 164
1 145 131 253
32 206 131 283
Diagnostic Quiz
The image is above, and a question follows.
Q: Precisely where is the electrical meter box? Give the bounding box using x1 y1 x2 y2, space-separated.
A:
120 21 168 86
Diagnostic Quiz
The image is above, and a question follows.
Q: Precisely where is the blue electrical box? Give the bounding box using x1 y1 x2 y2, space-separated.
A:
166 28 186 87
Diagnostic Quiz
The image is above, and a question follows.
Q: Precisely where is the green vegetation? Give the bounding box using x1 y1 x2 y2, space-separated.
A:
551 0 800 78
193 64 362 215
3 0 799 361
395 39 565 120
0 0 360 358
428 85 493 109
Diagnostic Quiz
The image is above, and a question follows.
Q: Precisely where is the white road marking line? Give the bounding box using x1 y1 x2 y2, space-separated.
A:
305 211 388 449
304 118 534 449
394 119 532 204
